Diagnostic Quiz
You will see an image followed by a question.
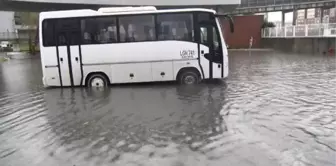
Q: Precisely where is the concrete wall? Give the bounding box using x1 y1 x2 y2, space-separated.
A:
261 38 336 54
0 11 15 32
221 15 264 48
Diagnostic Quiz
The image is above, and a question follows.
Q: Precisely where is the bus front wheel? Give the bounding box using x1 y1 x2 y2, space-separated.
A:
86 73 109 88
177 70 200 85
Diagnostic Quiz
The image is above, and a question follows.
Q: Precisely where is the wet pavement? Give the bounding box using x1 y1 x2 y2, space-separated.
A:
0 51 335 166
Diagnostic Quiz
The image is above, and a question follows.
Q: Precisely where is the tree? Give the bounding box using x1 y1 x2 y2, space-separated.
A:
261 21 276 29
15 12 39 54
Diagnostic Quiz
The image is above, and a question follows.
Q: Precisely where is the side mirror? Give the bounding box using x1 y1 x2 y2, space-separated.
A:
224 15 234 33
216 14 234 33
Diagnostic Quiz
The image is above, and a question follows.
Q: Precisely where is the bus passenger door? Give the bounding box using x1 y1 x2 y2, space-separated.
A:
198 13 223 79
56 19 82 87
57 32 71 86
68 31 82 86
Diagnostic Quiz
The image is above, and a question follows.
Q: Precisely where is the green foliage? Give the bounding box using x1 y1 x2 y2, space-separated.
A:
15 12 39 26
15 12 39 54
0 57 8 62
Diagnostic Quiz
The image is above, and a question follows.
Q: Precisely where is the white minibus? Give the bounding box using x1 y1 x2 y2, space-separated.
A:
39 6 234 87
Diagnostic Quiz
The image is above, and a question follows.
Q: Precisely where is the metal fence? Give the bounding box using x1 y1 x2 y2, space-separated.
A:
231 0 335 14
262 23 336 38
240 0 333 8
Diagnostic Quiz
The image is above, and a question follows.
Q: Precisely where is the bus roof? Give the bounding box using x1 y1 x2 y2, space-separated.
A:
40 7 216 20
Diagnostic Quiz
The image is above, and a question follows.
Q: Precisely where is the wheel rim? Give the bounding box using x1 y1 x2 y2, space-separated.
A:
184 75 196 84
90 77 105 87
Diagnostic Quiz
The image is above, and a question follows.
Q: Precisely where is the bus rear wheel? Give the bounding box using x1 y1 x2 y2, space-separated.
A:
178 70 200 85
86 73 109 88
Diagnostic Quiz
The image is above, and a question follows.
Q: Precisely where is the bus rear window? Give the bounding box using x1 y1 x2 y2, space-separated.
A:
42 20 55 47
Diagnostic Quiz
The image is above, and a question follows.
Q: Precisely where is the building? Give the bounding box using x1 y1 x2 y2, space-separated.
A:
222 15 264 48
0 11 15 33
0 11 38 43
296 7 336 25
0 11 16 41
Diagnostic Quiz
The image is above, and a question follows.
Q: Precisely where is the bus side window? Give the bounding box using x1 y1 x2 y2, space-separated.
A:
144 25 155 41
118 15 156 42
199 26 219 50
81 17 117 44
197 13 212 46
157 13 194 42
200 27 208 44
213 27 220 50
83 31 91 43
119 25 127 42
58 33 66 45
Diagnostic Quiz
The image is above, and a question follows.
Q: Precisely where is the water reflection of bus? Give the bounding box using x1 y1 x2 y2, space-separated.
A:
43 85 227 149
39 6 233 88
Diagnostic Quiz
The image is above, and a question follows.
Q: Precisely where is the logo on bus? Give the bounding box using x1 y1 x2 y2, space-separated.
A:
180 50 195 59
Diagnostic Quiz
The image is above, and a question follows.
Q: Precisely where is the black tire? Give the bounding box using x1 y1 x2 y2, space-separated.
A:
178 70 200 85
86 73 109 88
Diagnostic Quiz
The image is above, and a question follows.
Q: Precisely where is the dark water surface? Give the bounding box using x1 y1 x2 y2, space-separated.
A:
0 52 335 166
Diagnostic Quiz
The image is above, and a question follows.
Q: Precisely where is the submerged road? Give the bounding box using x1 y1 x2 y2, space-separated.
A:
0 51 335 166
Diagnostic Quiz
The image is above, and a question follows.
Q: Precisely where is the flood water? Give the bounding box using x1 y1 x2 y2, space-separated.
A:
0 51 335 166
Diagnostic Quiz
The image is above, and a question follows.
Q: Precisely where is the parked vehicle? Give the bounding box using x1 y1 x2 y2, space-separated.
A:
0 41 13 51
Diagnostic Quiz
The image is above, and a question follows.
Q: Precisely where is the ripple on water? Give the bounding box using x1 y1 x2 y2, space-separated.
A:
0 52 335 166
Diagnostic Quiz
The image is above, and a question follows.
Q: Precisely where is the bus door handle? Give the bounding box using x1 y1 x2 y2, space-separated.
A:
201 50 204 54
60 57 63 63
75 57 78 62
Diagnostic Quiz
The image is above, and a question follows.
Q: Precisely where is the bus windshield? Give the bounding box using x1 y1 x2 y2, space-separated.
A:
200 26 220 51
